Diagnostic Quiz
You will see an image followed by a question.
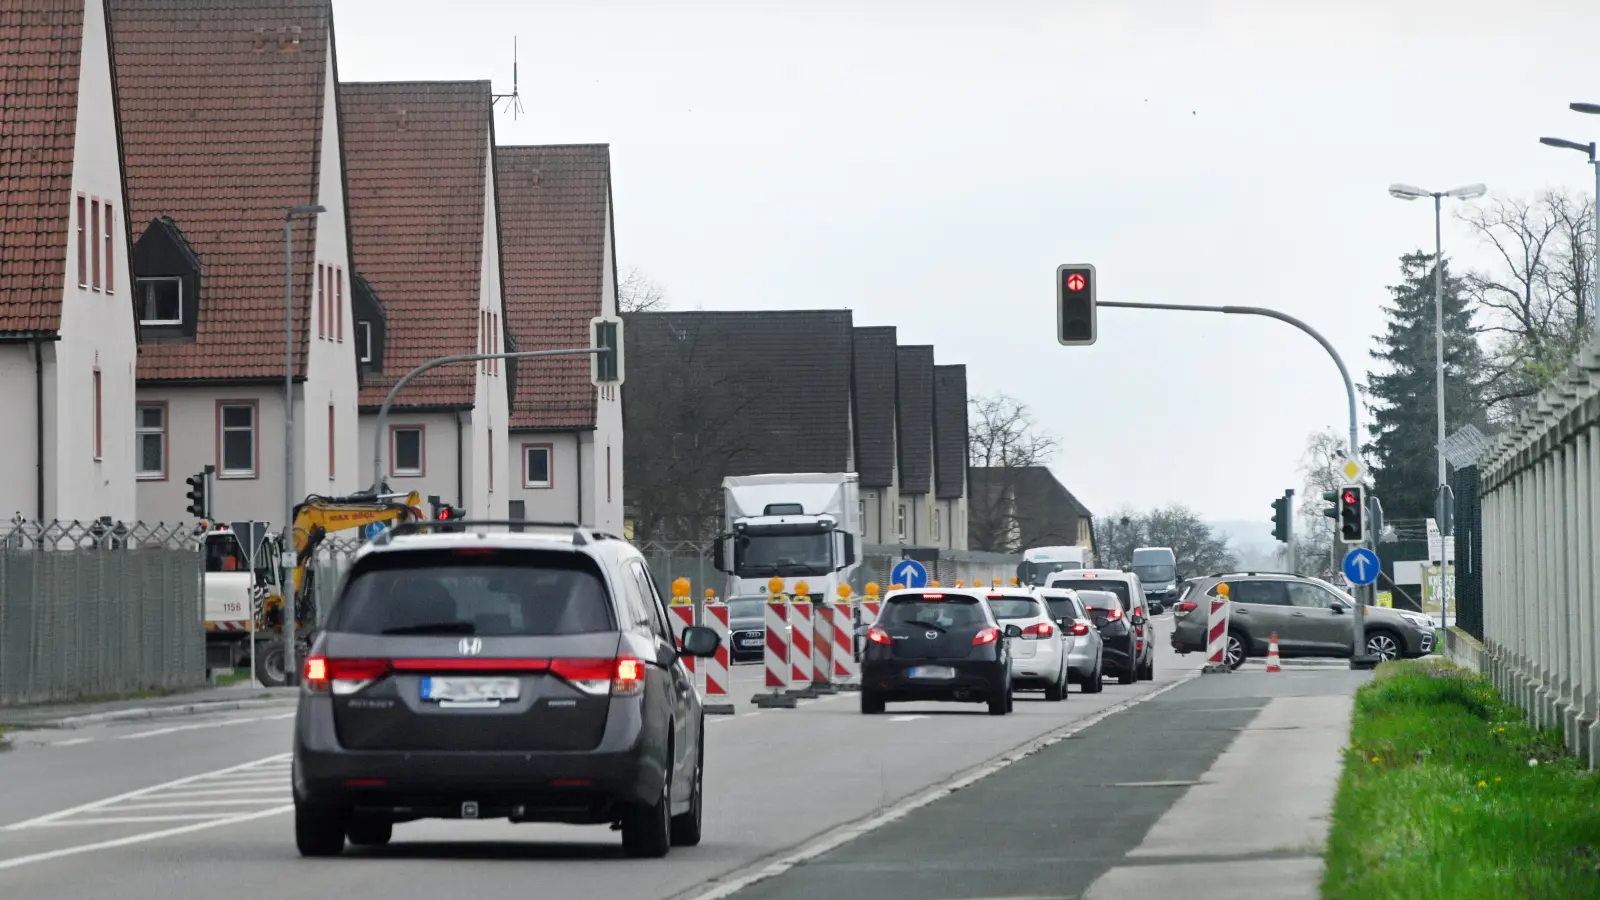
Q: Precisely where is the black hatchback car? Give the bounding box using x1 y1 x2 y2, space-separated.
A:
859 589 1015 715
291 522 721 859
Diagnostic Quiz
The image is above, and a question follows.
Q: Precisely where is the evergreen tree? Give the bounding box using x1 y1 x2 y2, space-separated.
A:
1363 251 1487 520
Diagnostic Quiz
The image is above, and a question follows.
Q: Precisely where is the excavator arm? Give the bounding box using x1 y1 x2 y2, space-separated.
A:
259 491 425 631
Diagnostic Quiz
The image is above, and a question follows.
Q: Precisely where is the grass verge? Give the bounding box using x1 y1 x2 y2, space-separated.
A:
1322 657 1600 899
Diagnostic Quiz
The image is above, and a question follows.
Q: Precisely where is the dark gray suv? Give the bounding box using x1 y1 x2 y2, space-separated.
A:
291 521 721 858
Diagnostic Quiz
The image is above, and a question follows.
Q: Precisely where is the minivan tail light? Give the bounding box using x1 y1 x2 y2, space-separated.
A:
1070 620 1091 636
1021 622 1054 638
304 657 390 695
1177 601 1199 614
550 657 646 697
866 625 892 645
973 627 999 646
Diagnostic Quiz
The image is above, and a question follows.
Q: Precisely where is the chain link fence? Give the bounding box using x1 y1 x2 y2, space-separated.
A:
0 520 205 706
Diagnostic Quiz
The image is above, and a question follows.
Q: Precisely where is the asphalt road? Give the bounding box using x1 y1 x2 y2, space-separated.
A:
0 618 1204 899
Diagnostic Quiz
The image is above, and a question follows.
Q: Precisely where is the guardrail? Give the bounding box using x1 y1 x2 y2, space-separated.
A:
1477 333 1600 766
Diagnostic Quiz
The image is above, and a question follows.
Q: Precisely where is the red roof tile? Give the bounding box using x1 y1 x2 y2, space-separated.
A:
110 0 331 380
496 145 608 430
0 0 86 334
341 81 492 409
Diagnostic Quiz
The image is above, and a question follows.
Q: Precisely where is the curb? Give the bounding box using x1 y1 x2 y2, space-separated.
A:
3 697 297 731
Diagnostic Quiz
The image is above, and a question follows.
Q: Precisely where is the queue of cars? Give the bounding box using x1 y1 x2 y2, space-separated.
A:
858 568 1158 715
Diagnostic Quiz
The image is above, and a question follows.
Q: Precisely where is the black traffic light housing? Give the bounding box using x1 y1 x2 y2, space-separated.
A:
427 495 466 533
185 466 213 519
1321 490 1340 521
1056 264 1097 346
1338 485 1367 544
1271 493 1291 543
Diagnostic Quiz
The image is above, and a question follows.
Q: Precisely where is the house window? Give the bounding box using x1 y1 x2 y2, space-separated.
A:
357 321 373 363
103 203 115 294
77 195 87 287
91 200 101 291
930 506 942 542
317 263 325 339
328 404 336 479
606 444 613 502
136 403 165 479
390 426 424 476
523 443 552 489
92 368 103 460
858 500 865 527
136 277 182 325
896 504 907 541
335 269 343 342
218 402 257 477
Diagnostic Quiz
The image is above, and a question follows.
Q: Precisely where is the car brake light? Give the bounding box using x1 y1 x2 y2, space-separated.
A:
453 547 498 556
304 657 390 695
973 627 999 646
550 657 646 697
1070 620 1090 635
1022 622 1054 638
987 593 1004 599
920 593 945 600
1106 607 1123 620
1177 601 1198 614
867 625 892 645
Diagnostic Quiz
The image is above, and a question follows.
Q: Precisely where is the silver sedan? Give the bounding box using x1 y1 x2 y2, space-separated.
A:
1036 588 1105 693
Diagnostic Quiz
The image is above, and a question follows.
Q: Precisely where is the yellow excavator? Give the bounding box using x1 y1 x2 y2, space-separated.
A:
243 490 427 685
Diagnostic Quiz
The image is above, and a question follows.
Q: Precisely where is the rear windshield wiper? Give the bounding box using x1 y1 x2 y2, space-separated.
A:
380 621 477 635
902 619 946 633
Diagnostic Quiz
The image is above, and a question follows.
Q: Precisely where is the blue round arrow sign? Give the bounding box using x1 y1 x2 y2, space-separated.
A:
1342 547 1380 586
891 559 928 589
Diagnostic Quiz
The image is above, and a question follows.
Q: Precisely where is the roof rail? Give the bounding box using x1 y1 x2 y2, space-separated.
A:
379 519 589 542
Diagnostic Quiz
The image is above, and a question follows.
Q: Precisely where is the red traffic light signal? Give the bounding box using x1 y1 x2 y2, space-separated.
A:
1065 272 1086 292
438 507 452 519
1056 263 1097 347
1341 490 1358 505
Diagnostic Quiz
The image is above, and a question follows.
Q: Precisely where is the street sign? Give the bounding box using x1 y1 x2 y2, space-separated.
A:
1338 457 1367 485
364 521 388 540
891 559 928 589
1342 547 1380 586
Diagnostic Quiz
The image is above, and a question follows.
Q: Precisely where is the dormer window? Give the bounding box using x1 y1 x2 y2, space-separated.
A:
357 321 373 363
350 272 387 375
136 277 183 326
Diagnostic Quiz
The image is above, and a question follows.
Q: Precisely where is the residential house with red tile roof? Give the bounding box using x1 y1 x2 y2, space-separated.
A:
0 0 138 523
343 81 509 517
495 144 623 533
111 0 361 526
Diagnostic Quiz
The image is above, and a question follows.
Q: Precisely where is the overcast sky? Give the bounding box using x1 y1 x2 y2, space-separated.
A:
336 0 1599 522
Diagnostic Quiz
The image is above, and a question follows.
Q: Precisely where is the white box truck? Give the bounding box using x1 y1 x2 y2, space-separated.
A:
712 472 861 602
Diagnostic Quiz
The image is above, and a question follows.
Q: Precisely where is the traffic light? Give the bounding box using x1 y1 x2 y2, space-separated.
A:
1321 490 1340 521
1056 264 1097 346
1338 485 1367 544
185 470 209 519
433 502 466 533
1271 493 1291 543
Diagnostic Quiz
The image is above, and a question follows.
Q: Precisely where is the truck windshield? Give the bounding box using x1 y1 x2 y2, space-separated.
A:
203 534 249 573
734 533 833 577
1133 564 1176 584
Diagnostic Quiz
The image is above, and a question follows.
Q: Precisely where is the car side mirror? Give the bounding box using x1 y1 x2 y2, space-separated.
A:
1131 614 1146 627
711 536 730 574
679 625 721 658
1055 617 1072 630
840 533 857 567
1329 601 1348 614
1003 624 1023 638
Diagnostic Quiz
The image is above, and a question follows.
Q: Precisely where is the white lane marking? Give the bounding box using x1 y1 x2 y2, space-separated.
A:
677 671 1202 900
0 806 292 872
117 717 264 740
3 753 289 831
109 798 287 811
52 738 94 747
30 815 232 827
887 715 929 722
153 786 287 798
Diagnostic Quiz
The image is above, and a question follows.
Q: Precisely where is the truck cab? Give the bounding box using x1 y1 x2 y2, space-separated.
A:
1017 545 1094 587
1131 546 1179 613
712 473 861 602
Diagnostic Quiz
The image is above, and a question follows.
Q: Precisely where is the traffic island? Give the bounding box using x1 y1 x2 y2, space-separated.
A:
1322 657 1600 899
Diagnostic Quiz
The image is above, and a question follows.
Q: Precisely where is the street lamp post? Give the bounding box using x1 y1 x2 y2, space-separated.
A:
281 204 325 687
1544 100 1600 335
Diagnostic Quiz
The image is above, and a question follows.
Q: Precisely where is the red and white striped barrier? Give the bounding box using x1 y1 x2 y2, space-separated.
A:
810 603 837 694
1205 586 1232 673
755 594 798 707
831 601 859 687
789 599 815 694
701 594 735 714
669 602 696 676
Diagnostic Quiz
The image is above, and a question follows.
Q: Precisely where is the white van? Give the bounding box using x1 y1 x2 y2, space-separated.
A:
1018 545 1094 586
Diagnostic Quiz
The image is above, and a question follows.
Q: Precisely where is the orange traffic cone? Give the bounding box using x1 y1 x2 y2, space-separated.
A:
1265 633 1282 673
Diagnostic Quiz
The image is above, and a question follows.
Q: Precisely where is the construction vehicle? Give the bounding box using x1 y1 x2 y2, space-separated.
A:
200 491 429 686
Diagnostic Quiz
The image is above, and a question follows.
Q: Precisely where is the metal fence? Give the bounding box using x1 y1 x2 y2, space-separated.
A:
1477 334 1600 765
0 520 205 706
633 541 1024 598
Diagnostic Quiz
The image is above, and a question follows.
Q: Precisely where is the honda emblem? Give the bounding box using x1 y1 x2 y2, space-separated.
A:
458 637 483 656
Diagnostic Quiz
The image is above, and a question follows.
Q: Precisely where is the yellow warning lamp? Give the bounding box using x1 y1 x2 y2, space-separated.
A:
1010 577 1019 586
866 582 881 597
890 583 905 591
671 577 690 598
1217 583 1231 598
795 580 811 596
992 578 1001 588
705 588 716 601
768 577 785 595
929 580 941 588
837 584 852 599
955 579 965 587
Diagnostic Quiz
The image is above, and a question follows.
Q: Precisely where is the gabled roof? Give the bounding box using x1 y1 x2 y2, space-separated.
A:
850 326 898 487
0 0 87 335
341 80 493 408
623 310 855 475
969 465 1093 549
895 345 935 494
497 144 609 430
111 0 334 380
931 364 968 500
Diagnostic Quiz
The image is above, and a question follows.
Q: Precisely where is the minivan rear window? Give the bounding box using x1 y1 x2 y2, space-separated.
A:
327 548 616 636
1040 595 1082 620
986 597 1042 619
1053 580 1131 609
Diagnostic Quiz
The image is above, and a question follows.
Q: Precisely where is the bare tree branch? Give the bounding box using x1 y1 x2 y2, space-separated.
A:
966 393 1060 552
617 267 669 314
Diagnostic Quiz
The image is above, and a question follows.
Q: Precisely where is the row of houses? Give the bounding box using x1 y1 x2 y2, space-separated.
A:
2 0 622 532
618 311 1097 554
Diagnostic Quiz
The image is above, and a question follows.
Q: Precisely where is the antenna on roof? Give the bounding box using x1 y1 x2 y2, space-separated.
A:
492 36 523 120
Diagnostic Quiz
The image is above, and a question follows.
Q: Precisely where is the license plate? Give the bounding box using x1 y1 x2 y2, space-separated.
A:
420 676 521 703
739 639 763 648
907 665 955 679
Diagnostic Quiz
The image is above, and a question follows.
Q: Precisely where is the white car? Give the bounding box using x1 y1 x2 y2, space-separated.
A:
1036 588 1105 693
982 589 1070 701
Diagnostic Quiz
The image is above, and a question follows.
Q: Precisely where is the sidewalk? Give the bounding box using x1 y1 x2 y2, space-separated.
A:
0 682 297 731
1081 668 1367 900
